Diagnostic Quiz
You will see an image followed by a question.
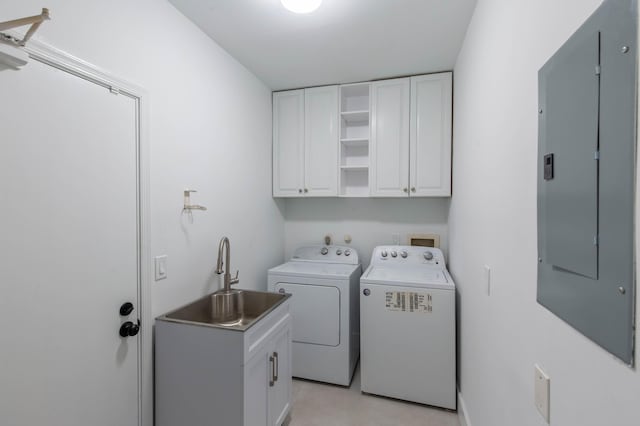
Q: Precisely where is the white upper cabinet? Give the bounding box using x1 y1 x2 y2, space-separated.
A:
273 90 305 197
410 73 452 197
370 78 411 197
273 86 338 197
273 73 452 198
304 86 339 196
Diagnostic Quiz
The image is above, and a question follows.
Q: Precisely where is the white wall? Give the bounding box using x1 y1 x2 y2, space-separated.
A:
284 198 449 268
1 0 284 317
450 1 640 426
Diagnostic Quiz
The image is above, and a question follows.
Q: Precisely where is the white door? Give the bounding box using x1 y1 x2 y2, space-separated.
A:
304 85 338 196
370 78 410 197
0 60 140 425
273 90 305 197
410 73 453 197
274 282 340 346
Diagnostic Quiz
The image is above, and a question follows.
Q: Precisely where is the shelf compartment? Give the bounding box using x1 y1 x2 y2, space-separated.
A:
340 143 369 168
340 83 370 112
340 122 369 140
340 168 369 197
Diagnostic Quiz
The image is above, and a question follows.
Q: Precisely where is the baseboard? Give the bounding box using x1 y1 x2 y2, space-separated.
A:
457 390 472 426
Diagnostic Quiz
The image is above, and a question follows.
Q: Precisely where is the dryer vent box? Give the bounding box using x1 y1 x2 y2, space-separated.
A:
409 234 440 248
537 0 636 365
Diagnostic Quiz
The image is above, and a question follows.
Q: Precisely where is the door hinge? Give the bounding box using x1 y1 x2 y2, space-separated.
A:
109 86 120 95
595 65 601 75
593 235 599 246
594 151 600 160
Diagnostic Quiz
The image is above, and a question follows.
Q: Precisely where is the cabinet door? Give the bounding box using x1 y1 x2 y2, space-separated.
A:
410 73 452 197
273 90 305 197
304 86 338 196
269 322 292 426
244 350 269 426
370 78 410 197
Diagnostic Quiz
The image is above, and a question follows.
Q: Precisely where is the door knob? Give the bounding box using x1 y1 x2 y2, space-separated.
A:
119 320 140 337
119 302 134 316
278 288 285 294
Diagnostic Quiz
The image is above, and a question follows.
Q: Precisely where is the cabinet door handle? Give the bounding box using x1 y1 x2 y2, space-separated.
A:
403 187 408 193
298 189 302 194
303 188 308 193
273 351 279 383
411 187 416 192
269 355 275 387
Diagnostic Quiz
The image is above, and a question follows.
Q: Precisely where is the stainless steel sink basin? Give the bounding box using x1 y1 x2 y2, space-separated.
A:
158 289 289 331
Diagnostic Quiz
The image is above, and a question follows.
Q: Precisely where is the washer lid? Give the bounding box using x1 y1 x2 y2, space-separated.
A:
362 266 454 290
269 261 360 279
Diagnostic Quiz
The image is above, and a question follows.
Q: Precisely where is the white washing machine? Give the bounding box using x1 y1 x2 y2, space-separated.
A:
360 245 456 410
268 245 361 386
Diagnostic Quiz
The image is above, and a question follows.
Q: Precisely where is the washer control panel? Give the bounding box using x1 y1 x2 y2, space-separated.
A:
370 245 445 267
291 245 359 265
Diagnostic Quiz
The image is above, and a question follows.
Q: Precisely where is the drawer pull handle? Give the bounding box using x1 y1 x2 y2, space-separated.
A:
273 351 279 383
269 355 275 387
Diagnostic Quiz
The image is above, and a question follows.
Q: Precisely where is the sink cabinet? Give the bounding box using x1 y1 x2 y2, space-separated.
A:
155 298 292 426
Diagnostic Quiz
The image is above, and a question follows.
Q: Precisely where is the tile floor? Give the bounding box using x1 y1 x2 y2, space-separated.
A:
285 365 460 426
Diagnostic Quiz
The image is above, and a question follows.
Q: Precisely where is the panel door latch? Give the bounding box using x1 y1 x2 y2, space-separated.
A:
543 153 554 181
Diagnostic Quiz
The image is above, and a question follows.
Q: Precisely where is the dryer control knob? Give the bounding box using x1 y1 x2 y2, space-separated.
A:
391 250 397 258
336 249 343 255
400 250 408 258
344 249 351 256
320 247 329 255
381 250 388 258
424 251 434 261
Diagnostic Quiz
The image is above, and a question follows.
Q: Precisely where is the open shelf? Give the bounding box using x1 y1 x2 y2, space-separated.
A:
341 84 370 112
341 110 369 123
340 165 368 171
339 83 371 197
340 137 369 147
339 168 369 197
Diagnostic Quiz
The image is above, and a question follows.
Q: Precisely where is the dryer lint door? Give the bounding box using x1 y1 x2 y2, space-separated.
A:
274 282 340 346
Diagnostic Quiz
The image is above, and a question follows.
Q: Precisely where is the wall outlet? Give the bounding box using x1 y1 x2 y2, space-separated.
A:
534 364 550 423
483 265 491 295
155 255 168 281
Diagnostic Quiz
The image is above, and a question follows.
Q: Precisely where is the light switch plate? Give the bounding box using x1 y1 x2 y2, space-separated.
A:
155 255 168 281
534 364 550 423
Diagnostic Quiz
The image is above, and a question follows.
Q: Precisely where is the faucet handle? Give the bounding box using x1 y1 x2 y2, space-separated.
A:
230 270 239 285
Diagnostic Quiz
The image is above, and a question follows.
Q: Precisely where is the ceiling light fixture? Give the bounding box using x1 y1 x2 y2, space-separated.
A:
281 0 322 14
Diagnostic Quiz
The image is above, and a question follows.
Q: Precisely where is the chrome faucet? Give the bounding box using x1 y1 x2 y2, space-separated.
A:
215 237 239 293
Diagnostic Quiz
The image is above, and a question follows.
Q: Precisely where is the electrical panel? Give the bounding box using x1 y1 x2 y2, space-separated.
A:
537 0 636 365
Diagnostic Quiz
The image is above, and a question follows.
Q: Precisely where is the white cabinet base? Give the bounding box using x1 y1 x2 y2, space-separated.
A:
155 299 292 426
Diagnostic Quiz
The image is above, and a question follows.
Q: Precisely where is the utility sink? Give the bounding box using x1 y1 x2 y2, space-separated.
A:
158 289 289 331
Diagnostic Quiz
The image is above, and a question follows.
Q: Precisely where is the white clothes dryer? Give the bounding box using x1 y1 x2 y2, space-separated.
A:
359 246 456 410
268 245 361 386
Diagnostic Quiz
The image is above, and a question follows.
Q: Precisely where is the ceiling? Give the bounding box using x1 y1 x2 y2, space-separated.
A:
169 0 477 90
